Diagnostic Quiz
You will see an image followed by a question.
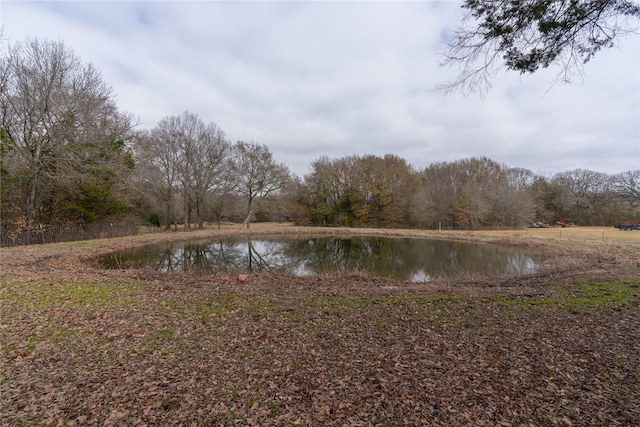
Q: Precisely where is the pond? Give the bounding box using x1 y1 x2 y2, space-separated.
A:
97 235 546 282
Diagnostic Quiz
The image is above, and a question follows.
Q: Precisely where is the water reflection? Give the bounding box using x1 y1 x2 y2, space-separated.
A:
100 235 543 281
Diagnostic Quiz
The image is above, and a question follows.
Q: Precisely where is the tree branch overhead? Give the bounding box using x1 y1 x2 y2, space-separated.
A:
439 0 640 95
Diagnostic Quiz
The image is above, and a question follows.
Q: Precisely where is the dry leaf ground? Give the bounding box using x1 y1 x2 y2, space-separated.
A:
1 225 639 426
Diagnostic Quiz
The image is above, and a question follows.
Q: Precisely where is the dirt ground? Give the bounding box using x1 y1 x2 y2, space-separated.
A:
1 225 639 426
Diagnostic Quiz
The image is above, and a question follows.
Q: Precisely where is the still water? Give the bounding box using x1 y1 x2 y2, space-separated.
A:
98 235 545 282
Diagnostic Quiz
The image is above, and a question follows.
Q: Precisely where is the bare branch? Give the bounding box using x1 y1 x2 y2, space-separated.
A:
439 0 640 95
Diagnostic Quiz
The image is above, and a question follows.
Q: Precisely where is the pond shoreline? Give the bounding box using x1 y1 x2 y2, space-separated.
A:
95 234 548 282
2 225 639 425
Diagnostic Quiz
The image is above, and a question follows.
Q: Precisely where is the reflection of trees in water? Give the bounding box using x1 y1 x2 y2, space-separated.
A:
284 237 418 278
408 241 537 278
115 238 303 274
281 237 539 279
107 240 245 273
103 236 542 280
245 239 302 272
159 242 239 273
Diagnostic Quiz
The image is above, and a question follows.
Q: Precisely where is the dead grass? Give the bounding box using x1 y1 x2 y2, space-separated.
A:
1 224 639 426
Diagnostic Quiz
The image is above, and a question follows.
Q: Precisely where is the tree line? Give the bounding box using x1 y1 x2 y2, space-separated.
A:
290 155 639 229
2 38 639 232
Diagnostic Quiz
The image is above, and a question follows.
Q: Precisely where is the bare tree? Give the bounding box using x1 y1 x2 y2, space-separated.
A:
138 112 230 230
412 161 458 229
0 38 133 226
233 141 290 229
185 118 229 229
440 0 640 95
131 129 181 229
552 169 613 224
207 150 240 228
415 157 529 229
493 167 536 226
613 170 640 208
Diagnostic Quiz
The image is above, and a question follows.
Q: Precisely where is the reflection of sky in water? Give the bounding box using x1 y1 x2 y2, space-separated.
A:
507 257 537 275
409 270 435 283
100 236 547 282
292 263 314 277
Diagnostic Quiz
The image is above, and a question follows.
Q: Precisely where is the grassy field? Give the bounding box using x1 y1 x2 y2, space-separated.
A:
497 225 640 243
254 223 640 242
1 225 639 426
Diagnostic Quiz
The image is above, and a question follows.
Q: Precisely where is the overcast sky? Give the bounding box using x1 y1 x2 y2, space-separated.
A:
2 1 639 177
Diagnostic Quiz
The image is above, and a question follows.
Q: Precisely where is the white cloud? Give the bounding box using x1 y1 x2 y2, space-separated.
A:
2 1 638 177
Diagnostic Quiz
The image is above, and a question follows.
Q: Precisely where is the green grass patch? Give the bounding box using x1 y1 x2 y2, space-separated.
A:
562 279 638 310
48 326 88 343
509 279 639 312
196 293 244 324
322 295 371 312
147 329 176 352
1 280 144 309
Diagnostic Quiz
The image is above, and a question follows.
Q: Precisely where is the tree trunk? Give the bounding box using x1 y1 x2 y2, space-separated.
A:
26 173 39 227
241 193 254 230
25 142 44 227
240 211 252 230
183 198 190 231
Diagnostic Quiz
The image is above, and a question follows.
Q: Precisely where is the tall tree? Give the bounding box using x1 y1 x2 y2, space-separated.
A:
0 38 133 226
440 0 640 94
136 112 229 230
300 156 361 227
493 166 536 226
412 161 458 229
454 157 502 228
324 156 361 226
613 170 640 209
233 141 290 229
552 169 613 224
416 157 529 229
183 116 229 229
529 176 558 223
207 149 240 228
352 154 415 227
131 129 180 229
